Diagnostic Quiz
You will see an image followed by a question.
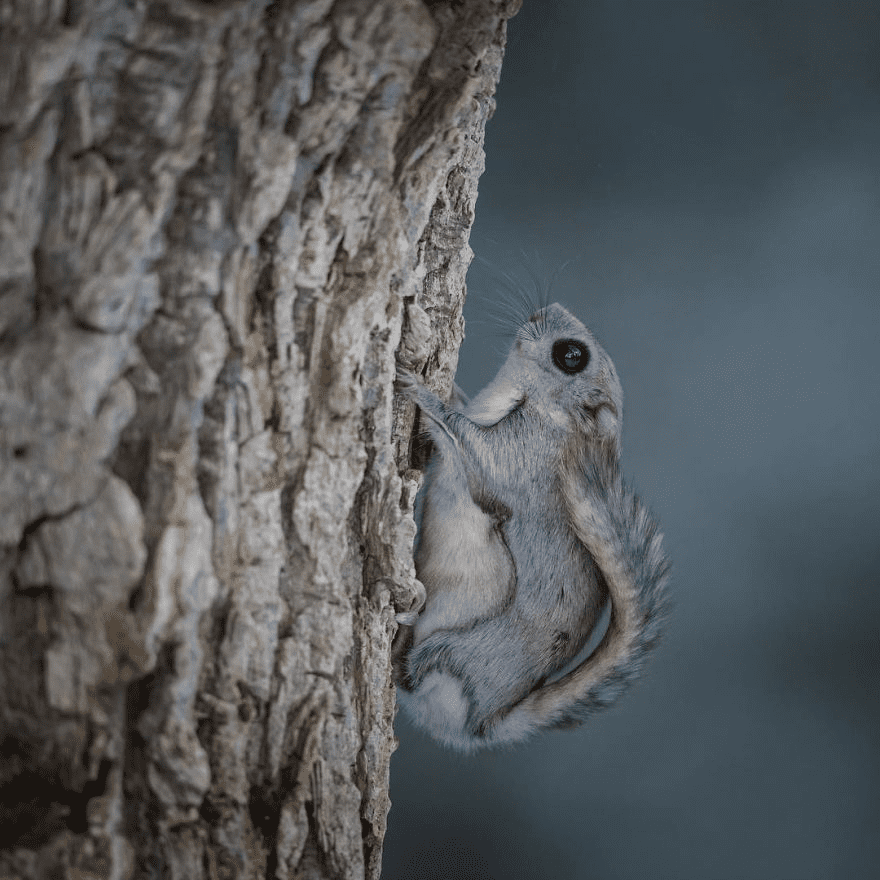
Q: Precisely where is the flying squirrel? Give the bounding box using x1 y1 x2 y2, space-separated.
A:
394 302 670 752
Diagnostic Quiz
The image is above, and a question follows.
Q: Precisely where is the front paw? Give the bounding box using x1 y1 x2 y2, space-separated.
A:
395 367 446 422
395 367 422 399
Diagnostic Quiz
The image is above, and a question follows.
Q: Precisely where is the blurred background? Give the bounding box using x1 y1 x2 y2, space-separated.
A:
383 3 880 878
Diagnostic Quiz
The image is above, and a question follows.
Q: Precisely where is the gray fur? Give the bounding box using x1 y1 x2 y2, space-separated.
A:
396 303 670 751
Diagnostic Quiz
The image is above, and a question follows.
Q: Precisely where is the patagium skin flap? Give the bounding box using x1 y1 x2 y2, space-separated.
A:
395 303 670 751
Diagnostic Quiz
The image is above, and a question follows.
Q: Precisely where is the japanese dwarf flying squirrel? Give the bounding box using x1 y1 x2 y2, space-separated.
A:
394 303 669 751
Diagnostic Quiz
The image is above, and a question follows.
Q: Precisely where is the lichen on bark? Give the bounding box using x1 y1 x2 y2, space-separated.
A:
0 1 519 877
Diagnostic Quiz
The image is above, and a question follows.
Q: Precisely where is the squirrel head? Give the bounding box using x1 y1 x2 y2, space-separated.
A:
465 303 623 450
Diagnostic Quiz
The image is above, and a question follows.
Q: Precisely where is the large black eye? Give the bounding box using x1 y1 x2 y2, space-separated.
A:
552 339 590 374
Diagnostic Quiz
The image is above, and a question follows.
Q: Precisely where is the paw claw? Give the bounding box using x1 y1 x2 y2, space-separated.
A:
395 367 421 397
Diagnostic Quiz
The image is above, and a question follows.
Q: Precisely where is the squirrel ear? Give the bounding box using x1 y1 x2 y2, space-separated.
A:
596 406 621 446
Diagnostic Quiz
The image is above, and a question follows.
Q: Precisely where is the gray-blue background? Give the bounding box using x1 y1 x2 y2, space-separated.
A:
383 3 880 878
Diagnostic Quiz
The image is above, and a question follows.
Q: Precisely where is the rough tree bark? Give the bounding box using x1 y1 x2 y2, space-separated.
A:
0 1 519 878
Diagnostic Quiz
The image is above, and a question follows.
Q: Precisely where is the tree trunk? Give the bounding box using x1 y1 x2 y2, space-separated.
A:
0 1 518 878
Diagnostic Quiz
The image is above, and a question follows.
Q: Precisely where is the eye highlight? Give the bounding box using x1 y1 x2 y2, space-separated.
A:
551 339 590 374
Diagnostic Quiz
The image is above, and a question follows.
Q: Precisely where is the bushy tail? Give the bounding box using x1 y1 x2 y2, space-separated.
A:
494 437 670 739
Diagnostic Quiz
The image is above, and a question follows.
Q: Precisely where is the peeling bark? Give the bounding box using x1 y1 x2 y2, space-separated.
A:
0 1 519 878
